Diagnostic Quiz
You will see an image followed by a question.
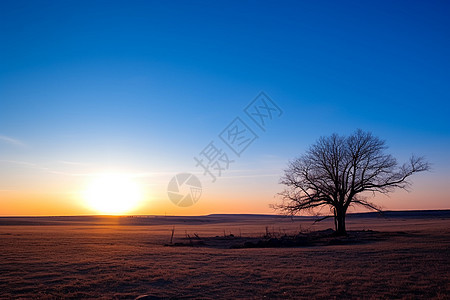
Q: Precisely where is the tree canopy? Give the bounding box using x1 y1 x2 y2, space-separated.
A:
276 129 429 235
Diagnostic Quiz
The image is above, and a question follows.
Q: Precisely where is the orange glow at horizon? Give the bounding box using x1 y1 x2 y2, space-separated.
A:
0 175 448 216
81 173 145 215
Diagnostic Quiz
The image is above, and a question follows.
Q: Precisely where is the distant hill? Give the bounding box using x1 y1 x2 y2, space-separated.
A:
346 210 450 219
0 210 449 226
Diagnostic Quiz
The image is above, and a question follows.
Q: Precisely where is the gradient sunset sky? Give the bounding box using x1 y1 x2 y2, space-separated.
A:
1 1 449 216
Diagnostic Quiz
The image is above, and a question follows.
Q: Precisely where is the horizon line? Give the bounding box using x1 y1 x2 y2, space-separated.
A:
1 208 449 218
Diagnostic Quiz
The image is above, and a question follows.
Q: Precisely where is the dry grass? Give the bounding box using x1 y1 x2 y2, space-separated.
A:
0 213 449 299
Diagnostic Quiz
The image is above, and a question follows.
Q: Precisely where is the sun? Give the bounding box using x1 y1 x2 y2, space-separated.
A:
82 173 144 215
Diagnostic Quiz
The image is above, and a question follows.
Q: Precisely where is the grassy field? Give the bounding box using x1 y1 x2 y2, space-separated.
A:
0 212 449 299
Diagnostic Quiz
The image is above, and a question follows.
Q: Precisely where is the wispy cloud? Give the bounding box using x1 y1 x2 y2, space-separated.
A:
0 135 25 147
57 160 88 166
213 173 281 180
0 160 177 179
0 160 88 177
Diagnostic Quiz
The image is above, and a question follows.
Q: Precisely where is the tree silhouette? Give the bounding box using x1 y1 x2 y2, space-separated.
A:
276 129 429 235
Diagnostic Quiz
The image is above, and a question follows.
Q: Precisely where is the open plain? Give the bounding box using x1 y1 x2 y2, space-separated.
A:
0 211 449 299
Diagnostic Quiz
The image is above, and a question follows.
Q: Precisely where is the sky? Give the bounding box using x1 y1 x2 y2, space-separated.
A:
0 0 449 216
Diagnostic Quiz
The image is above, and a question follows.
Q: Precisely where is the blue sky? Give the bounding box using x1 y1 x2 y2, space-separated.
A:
0 0 449 215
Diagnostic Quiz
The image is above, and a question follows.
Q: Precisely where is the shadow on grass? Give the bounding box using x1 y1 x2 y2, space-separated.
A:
164 229 409 249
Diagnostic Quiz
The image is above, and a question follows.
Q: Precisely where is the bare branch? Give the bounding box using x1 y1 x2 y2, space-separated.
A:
274 129 429 235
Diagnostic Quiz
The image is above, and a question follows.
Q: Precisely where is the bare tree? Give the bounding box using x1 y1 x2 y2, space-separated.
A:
275 129 429 235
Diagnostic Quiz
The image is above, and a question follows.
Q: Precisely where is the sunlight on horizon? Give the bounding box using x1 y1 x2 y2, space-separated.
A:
81 173 145 215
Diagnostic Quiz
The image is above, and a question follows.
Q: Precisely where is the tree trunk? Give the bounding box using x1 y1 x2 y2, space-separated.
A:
335 207 347 236
333 208 337 232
